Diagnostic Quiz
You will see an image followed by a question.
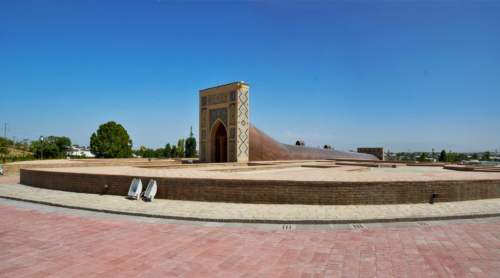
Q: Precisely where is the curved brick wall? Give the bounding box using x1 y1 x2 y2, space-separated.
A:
20 169 500 205
249 125 378 161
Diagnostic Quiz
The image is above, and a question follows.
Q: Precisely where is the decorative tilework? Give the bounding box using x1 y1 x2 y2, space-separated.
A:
229 104 236 125
201 108 207 127
209 108 227 128
199 83 249 162
236 88 249 160
207 93 228 105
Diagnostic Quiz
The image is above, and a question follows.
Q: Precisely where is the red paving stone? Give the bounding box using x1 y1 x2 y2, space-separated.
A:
0 175 20 185
1 204 500 277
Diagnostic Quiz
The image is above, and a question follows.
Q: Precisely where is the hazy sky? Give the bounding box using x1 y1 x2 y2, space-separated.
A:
1 1 499 152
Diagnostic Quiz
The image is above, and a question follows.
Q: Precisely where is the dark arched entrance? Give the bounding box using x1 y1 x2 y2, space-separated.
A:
212 122 228 163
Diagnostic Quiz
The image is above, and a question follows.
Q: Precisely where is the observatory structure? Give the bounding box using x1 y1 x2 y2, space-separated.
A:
199 82 380 163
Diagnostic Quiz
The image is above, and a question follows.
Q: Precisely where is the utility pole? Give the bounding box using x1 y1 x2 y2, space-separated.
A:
2 123 6 138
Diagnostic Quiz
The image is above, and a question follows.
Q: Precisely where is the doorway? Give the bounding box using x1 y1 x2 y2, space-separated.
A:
212 122 228 162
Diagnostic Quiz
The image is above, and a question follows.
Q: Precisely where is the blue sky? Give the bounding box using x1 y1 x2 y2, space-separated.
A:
1 1 499 152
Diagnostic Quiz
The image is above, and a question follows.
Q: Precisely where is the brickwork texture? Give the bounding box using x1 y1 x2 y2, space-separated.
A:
20 169 500 205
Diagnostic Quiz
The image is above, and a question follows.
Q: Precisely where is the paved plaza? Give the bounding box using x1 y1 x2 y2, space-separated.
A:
1 198 500 277
1 174 500 277
0 174 19 185
1 183 500 223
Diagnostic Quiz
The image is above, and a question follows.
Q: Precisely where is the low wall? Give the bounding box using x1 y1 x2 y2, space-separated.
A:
20 169 500 205
444 165 500 173
3 159 181 175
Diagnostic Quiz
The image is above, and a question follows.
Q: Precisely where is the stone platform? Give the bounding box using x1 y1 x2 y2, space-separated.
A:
20 161 500 205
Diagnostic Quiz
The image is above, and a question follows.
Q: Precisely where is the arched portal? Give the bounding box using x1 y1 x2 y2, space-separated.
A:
212 122 228 163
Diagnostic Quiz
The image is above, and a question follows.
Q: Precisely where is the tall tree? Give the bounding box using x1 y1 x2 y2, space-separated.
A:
90 121 132 158
185 127 197 158
439 150 447 162
53 136 71 154
170 145 177 158
164 143 172 158
177 139 185 158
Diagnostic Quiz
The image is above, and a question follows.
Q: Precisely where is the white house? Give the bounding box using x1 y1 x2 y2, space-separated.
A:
67 146 95 158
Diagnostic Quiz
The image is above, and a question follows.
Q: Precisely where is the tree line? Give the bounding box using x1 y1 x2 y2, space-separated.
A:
89 121 197 159
391 150 494 163
436 150 491 162
134 131 197 158
2 120 198 162
1 135 71 162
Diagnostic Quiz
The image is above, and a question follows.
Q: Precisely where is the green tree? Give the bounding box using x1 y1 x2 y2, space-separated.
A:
446 152 458 163
419 152 428 162
482 151 491 161
52 136 71 155
154 148 165 158
137 146 147 157
136 146 154 158
29 136 72 159
0 137 13 155
407 152 416 161
457 153 467 162
471 153 479 160
185 127 197 158
439 150 447 162
177 139 185 158
164 143 172 158
170 145 177 158
90 121 132 158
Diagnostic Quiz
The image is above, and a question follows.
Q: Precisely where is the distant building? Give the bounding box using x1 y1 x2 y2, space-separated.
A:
67 146 95 158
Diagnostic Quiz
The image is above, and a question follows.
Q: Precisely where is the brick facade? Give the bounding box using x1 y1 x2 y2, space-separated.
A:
199 82 249 163
21 169 500 205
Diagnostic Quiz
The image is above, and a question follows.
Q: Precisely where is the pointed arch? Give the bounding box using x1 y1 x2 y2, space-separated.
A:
210 119 228 162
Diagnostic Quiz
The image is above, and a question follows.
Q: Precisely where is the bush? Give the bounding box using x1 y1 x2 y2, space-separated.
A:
0 137 13 155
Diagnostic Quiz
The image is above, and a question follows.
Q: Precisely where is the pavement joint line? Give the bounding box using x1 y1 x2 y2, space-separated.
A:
1 194 500 225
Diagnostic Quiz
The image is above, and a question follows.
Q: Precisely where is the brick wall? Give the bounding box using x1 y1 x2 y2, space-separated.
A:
20 169 500 205
357 148 384 161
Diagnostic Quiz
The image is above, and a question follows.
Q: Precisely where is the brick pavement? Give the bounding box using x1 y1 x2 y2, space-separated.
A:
0 174 19 185
1 202 500 277
1 184 500 223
